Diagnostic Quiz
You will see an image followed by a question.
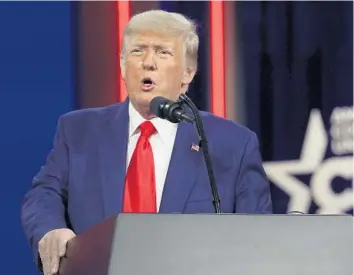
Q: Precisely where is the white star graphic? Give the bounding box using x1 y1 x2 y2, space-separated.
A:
263 110 328 213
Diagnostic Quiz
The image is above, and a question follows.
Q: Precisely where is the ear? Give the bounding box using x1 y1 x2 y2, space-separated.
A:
120 55 126 80
181 65 197 86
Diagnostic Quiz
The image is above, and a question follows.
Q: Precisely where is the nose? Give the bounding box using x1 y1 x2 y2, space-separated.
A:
142 49 157 71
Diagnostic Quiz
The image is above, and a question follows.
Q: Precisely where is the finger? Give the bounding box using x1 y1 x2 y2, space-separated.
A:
50 236 59 274
58 237 68 257
40 252 50 275
39 240 51 275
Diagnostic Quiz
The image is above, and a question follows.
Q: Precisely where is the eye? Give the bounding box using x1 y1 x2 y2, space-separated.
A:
159 49 172 56
131 48 143 55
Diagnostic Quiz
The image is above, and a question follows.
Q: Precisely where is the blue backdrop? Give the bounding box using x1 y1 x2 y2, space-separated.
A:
237 1 353 214
0 2 75 274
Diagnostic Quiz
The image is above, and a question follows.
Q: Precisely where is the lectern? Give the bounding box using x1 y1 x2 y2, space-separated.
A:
59 214 353 275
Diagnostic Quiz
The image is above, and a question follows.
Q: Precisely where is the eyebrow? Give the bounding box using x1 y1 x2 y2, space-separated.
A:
131 42 173 49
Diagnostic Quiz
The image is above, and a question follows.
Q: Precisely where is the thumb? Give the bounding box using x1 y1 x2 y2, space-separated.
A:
58 232 76 257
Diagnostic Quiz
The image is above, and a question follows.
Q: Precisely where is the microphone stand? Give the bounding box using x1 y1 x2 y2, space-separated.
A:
178 94 222 214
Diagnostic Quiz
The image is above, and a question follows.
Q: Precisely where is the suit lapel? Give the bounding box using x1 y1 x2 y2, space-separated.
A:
99 101 129 218
159 121 203 213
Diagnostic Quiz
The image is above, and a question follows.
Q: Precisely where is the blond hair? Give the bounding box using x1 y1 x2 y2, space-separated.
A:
121 10 199 68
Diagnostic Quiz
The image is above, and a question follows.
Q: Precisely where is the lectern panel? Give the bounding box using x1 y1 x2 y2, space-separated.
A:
108 214 352 275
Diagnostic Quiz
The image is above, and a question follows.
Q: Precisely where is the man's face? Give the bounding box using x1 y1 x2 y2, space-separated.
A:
121 31 195 114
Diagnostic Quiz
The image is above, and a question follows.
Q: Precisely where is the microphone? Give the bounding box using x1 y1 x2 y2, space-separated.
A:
150 96 194 123
149 95 222 214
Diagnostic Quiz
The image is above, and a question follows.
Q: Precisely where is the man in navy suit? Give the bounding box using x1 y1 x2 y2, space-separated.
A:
21 9 272 275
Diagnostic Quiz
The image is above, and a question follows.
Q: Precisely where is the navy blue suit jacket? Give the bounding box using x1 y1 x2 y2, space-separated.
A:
21 99 272 262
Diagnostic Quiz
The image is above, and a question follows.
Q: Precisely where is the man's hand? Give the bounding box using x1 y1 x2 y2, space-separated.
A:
38 228 76 275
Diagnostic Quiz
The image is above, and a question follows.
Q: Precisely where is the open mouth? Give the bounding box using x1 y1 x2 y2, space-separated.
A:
140 77 156 91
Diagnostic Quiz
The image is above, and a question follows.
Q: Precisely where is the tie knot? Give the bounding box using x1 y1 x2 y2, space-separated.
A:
139 121 156 138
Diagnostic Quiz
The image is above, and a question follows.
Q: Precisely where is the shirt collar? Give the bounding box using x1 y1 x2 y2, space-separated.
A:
128 101 178 143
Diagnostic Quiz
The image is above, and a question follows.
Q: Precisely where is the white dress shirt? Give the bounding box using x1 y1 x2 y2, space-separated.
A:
126 102 178 210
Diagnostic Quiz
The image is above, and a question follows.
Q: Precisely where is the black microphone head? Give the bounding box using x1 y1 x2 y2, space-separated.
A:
149 96 183 123
149 96 167 118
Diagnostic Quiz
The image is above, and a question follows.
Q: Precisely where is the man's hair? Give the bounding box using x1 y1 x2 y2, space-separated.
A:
121 10 199 68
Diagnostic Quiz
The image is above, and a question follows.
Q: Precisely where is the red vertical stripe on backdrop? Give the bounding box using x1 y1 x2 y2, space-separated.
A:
209 1 226 118
117 1 131 102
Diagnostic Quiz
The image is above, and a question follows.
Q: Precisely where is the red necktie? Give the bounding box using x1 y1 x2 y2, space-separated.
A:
123 121 157 213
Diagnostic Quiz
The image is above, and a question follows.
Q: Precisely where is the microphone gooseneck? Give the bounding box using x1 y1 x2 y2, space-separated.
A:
178 94 222 214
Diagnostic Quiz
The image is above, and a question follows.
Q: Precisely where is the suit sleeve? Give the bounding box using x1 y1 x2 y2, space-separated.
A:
235 132 273 213
21 115 69 267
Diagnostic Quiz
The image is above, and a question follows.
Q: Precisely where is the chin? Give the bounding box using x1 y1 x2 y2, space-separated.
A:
139 92 156 103
132 95 152 109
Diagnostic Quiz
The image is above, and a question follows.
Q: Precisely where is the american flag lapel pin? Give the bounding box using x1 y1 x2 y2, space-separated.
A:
191 143 200 152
